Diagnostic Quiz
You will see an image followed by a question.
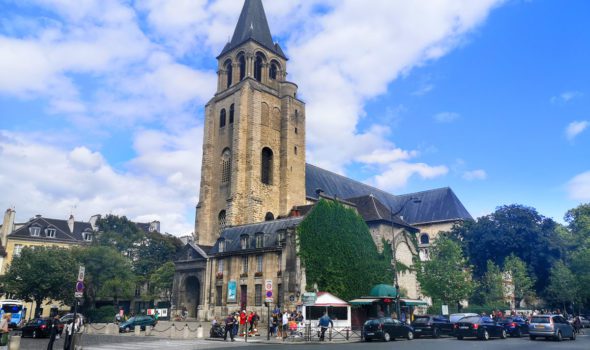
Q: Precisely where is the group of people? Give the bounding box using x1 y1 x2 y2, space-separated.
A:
217 310 260 341
269 309 304 338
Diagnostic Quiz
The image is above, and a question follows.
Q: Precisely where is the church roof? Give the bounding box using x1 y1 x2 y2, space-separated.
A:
209 216 304 255
346 195 417 231
218 0 287 59
305 164 472 225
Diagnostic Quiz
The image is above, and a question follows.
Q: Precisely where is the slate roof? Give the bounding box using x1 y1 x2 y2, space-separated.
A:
209 217 304 255
218 0 287 59
305 164 472 225
8 217 93 243
346 195 417 231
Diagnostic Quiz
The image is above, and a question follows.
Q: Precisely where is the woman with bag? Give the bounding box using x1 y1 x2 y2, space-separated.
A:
0 313 11 350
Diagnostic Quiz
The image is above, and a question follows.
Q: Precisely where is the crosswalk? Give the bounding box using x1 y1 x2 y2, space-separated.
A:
83 338 253 350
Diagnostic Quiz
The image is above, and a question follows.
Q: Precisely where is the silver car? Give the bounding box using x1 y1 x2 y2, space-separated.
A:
529 315 576 341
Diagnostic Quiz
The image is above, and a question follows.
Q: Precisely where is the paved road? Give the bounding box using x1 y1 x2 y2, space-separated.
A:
18 333 590 349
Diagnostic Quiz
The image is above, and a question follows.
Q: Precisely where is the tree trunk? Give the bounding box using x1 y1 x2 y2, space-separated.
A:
35 297 43 318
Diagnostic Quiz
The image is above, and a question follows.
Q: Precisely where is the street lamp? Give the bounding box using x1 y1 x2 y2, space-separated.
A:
390 197 421 320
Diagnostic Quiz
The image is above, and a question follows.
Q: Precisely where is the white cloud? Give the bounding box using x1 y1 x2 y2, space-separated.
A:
463 169 487 181
551 91 583 104
565 121 589 141
567 171 590 201
412 84 435 96
434 112 461 123
372 162 449 191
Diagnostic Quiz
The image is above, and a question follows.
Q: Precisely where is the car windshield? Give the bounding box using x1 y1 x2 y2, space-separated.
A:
2 304 23 313
531 317 550 324
364 319 381 326
413 316 430 324
460 316 481 323
126 317 137 323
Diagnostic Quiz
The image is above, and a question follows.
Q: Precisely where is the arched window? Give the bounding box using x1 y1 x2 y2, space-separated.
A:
265 212 274 221
229 104 235 124
218 210 226 232
254 53 265 82
220 109 226 128
261 147 273 185
221 148 231 184
238 54 246 81
224 59 233 88
420 233 430 245
269 61 279 80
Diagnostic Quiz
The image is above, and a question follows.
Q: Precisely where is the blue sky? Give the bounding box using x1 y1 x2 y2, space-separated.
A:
0 0 588 234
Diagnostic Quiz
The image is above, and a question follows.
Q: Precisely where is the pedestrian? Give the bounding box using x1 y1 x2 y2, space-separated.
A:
318 312 333 341
154 310 159 322
223 313 235 342
46 315 60 350
239 310 247 336
573 316 583 334
247 311 254 334
282 310 289 338
253 311 260 334
62 320 73 350
0 313 11 350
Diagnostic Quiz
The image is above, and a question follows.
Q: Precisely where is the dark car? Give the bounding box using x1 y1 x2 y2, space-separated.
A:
119 315 157 332
454 316 507 340
411 315 453 338
498 316 529 337
21 318 62 338
529 315 576 341
363 317 414 342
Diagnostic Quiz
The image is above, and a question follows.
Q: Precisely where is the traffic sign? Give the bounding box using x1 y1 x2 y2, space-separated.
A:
302 292 317 306
76 281 84 293
77 266 85 282
74 292 83 298
264 280 272 291
265 280 273 303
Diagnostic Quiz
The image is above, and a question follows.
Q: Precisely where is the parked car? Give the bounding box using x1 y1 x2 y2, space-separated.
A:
579 316 590 328
497 316 529 337
449 313 478 323
454 316 507 340
529 315 576 341
21 318 62 338
119 315 157 332
363 317 414 342
411 315 453 338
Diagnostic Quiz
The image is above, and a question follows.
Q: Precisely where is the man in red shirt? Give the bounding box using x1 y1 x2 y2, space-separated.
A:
239 310 247 336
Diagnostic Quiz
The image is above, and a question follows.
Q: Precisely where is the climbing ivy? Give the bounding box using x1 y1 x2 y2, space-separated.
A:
297 200 393 301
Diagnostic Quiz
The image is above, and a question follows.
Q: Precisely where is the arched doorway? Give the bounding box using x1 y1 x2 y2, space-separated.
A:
184 276 200 318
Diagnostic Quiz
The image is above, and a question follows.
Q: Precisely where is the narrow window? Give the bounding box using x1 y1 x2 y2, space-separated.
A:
29 226 40 236
224 59 233 88
295 127 298 134
220 109 226 128
46 228 56 238
256 255 263 273
218 210 226 232
218 239 226 253
83 232 92 241
420 234 430 245
294 146 298 155
255 233 264 248
221 148 231 184
238 54 246 81
242 256 249 273
261 147 273 185
216 286 223 306
218 258 224 273
241 235 249 250
277 252 282 273
269 62 278 80
229 104 235 124
255 284 262 306
265 212 274 221
254 53 265 82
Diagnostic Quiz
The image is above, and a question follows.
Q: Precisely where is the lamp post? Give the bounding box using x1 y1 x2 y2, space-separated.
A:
390 197 420 320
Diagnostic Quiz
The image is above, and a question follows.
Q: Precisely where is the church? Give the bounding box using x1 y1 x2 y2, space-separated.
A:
172 0 472 321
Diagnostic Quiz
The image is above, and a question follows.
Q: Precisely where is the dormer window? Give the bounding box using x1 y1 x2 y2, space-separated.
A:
29 226 41 237
46 228 56 238
255 233 264 249
219 239 226 253
83 232 93 242
240 235 249 250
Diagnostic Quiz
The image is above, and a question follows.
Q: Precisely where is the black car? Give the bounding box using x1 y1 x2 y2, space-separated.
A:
363 317 414 342
454 316 507 340
498 316 529 337
119 315 157 332
412 315 453 338
21 318 57 338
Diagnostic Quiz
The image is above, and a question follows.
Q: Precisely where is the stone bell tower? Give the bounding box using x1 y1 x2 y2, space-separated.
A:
194 0 306 245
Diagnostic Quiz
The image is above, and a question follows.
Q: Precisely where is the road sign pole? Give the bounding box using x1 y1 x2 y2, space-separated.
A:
267 302 270 341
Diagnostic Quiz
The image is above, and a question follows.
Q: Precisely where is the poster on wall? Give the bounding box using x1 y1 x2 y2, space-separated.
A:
227 280 237 303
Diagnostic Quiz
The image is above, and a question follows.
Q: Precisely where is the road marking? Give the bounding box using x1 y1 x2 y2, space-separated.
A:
83 339 249 350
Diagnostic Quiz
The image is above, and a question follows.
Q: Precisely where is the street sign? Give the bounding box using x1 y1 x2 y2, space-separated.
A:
265 279 273 303
76 281 84 293
74 292 83 298
302 292 317 306
77 266 85 282
442 305 449 316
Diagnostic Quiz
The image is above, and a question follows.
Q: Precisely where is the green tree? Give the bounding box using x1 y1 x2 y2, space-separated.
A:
3 247 77 316
452 205 566 292
95 215 144 255
503 254 536 307
472 260 505 307
73 246 135 309
415 236 475 307
565 203 590 245
150 262 176 315
297 200 393 300
545 261 579 312
569 247 590 310
134 232 183 277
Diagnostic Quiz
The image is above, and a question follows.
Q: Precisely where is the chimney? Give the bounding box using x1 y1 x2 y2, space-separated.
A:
89 214 101 231
1 208 16 248
68 214 75 233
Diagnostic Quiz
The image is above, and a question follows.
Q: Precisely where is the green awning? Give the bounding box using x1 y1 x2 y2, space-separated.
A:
400 299 428 306
349 298 379 305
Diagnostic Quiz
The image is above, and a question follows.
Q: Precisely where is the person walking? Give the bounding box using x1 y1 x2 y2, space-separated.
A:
0 313 11 350
318 312 333 341
223 314 235 342
282 310 289 339
247 311 254 334
46 315 61 350
62 320 73 350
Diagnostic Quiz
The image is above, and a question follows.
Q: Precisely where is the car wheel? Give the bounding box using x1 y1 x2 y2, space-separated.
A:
126 326 131 333
555 331 562 342
407 331 414 340
500 329 507 339
482 330 490 340
433 327 440 338
383 332 391 342
457 336 463 340
529 335 536 340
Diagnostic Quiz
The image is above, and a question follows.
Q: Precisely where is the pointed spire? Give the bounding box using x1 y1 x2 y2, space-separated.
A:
218 0 286 59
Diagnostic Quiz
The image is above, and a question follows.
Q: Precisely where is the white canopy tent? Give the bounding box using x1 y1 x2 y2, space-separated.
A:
302 292 351 329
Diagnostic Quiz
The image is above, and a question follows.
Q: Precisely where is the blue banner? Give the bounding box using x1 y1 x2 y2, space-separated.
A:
227 280 237 303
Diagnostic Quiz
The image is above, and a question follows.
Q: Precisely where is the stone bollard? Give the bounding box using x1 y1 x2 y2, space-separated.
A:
183 325 189 339
169 324 174 338
105 323 111 335
134 325 141 336
196 325 203 339
9 334 21 350
145 326 152 336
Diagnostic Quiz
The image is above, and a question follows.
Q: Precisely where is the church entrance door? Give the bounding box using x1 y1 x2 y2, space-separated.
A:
240 285 247 310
